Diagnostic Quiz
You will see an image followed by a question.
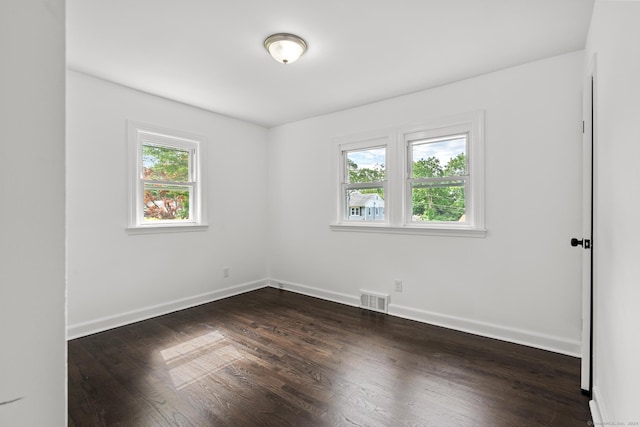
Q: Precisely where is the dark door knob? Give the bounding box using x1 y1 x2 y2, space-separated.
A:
571 238 591 249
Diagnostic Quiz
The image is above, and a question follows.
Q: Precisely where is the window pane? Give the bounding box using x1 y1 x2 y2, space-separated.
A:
143 183 191 221
142 144 190 182
412 136 466 178
411 182 465 222
345 189 385 221
346 147 385 183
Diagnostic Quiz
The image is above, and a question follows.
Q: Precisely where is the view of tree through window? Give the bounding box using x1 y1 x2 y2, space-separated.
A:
142 144 192 221
410 136 467 222
347 149 385 186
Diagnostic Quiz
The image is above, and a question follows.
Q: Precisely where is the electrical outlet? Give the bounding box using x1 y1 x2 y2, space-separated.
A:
394 279 403 292
223 267 229 278
278 282 284 289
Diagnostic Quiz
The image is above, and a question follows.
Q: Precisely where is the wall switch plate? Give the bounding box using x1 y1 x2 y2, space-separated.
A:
394 280 402 292
223 267 229 278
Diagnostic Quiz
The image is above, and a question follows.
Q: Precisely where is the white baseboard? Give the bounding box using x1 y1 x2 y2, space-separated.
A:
265 279 361 307
66 280 268 340
590 386 607 425
268 278 581 357
69 277 581 357
389 303 581 357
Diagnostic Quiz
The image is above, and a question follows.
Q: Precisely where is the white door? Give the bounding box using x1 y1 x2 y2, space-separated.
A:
576 71 594 394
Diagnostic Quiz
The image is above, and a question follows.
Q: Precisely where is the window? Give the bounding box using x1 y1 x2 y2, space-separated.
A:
332 111 485 237
339 139 388 223
128 122 207 233
407 133 468 224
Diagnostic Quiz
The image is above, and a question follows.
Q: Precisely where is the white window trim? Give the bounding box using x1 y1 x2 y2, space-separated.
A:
331 111 486 237
127 121 208 234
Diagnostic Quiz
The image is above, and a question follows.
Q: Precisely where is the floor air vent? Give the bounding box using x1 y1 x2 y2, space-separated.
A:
360 291 390 313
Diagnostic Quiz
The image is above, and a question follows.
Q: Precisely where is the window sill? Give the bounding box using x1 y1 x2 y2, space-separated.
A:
329 223 486 238
126 224 209 235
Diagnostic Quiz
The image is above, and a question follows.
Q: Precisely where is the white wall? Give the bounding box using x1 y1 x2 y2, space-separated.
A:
66 71 269 337
587 1 640 422
268 51 585 355
0 1 66 426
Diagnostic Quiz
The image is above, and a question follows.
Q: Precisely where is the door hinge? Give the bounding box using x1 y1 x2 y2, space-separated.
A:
582 120 585 134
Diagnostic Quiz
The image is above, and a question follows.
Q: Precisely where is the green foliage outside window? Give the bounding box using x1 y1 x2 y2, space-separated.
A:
412 153 466 222
345 153 467 222
142 145 191 220
347 158 385 198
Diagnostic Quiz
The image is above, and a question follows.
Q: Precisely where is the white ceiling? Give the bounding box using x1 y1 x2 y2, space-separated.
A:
67 0 594 128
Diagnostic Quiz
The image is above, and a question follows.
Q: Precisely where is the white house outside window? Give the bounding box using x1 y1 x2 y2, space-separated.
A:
340 141 388 223
128 121 207 233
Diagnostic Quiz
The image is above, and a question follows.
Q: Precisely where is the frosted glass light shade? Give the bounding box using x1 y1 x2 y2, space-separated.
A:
264 33 307 64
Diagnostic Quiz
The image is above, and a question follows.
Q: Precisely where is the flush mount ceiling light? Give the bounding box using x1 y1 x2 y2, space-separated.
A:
263 33 307 64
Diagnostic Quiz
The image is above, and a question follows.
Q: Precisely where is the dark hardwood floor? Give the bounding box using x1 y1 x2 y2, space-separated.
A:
68 288 591 426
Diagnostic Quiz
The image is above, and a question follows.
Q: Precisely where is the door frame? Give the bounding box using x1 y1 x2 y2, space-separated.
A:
581 54 597 396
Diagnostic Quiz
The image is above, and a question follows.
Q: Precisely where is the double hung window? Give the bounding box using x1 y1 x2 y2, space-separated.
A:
340 142 387 222
406 131 468 224
128 122 206 232
333 111 484 236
